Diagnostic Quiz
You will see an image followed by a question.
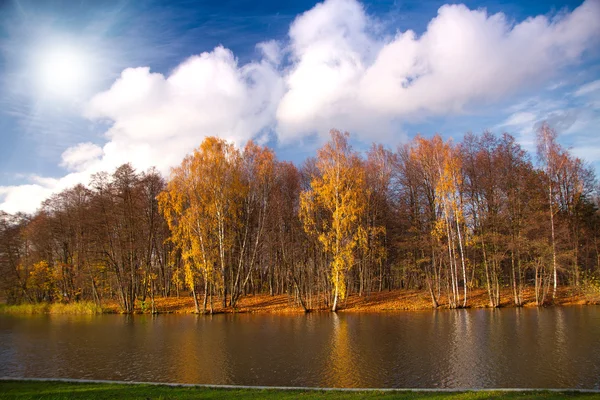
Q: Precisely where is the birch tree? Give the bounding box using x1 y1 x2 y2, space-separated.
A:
159 137 244 312
536 123 561 300
300 130 368 312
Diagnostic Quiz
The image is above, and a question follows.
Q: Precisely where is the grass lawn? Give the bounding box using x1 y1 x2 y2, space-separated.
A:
0 380 599 400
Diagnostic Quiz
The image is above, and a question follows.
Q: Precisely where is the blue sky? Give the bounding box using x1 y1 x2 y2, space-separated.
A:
0 0 599 213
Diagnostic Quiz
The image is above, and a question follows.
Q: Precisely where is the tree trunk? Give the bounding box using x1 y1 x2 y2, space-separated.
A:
332 272 339 312
203 278 208 314
510 249 521 307
549 180 558 300
482 235 494 307
191 284 200 314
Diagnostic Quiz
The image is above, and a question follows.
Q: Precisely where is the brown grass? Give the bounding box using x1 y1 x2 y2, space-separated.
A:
112 286 597 314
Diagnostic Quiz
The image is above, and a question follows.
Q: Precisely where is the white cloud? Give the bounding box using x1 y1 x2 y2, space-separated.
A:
2 0 600 214
498 94 600 166
79 45 285 178
257 40 282 66
83 45 284 176
573 79 600 110
60 142 104 172
0 184 55 215
276 0 600 142
276 0 380 141
1 46 284 214
501 111 537 128
0 169 107 214
574 79 600 96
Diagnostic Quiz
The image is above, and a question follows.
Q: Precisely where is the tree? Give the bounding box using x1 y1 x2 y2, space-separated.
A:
397 135 467 308
159 137 244 312
3 127 599 310
434 138 468 308
536 123 561 300
395 137 443 307
362 144 393 294
0 212 30 303
229 141 276 307
495 133 534 306
300 130 369 312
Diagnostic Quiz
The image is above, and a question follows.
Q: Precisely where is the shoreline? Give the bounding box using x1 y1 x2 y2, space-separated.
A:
1 286 598 315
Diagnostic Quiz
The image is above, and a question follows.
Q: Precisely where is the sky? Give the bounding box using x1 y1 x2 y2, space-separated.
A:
0 0 599 214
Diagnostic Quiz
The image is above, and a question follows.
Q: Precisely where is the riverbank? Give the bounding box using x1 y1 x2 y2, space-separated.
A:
0 380 598 399
1 286 598 315
92 286 600 313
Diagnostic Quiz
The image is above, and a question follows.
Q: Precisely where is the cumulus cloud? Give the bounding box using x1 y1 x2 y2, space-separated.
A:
1 46 284 213
0 170 96 214
0 184 55 215
84 46 284 174
276 0 600 142
2 0 600 214
257 40 283 66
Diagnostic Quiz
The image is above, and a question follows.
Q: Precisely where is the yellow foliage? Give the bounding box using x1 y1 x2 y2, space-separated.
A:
299 130 368 303
408 134 467 245
28 260 54 294
158 137 245 290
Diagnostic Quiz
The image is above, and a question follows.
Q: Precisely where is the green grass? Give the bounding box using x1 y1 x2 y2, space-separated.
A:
0 381 598 400
0 302 102 315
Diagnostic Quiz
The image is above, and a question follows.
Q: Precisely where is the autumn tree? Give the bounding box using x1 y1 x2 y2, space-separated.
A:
536 123 561 300
272 161 311 310
229 141 276 307
394 137 442 307
361 144 393 294
535 123 591 300
395 135 468 308
300 130 369 312
495 133 535 306
159 137 244 312
434 137 468 308
2 126 598 310
0 212 30 303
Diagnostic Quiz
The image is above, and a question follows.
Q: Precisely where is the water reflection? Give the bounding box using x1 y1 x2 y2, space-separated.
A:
447 310 481 387
323 314 347 387
1 307 599 388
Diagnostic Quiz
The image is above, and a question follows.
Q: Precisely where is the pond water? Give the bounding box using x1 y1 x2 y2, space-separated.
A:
1 307 599 388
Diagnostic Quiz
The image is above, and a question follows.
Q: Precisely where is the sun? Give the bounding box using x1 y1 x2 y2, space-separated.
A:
36 45 90 100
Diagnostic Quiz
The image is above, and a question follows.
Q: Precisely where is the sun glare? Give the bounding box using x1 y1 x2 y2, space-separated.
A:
36 45 90 99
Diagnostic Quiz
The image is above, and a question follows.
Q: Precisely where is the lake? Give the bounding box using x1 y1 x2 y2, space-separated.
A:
1 307 599 388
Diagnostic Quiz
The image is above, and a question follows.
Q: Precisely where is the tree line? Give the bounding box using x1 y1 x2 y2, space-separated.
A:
1 125 599 312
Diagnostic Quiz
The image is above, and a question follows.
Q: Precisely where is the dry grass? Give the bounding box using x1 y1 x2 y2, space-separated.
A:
49 302 103 314
0 301 102 315
0 303 49 314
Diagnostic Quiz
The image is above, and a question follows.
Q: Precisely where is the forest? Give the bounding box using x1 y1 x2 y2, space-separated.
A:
1 124 599 313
